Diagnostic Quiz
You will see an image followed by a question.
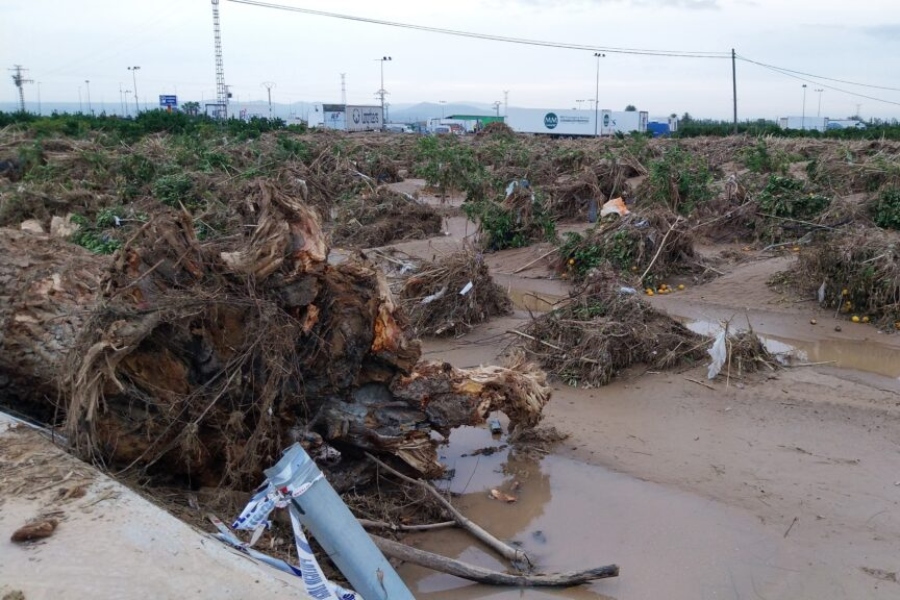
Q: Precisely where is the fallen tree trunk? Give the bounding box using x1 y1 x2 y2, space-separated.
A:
371 535 619 587
0 180 551 488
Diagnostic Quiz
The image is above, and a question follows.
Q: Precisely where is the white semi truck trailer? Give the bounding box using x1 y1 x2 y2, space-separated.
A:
504 108 649 136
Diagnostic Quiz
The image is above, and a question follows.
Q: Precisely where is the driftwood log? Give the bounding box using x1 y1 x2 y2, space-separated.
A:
371 535 619 588
0 181 551 487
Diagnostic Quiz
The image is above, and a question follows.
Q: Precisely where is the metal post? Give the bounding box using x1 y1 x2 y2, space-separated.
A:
815 88 824 118
377 56 391 129
78 86 82 113
801 84 807 131
129 66 141 114
732 48 738 134
85 80 92 115
593 52 604 137
262 81 275 120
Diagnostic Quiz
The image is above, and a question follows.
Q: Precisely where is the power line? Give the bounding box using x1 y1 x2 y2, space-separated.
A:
227 0 730 59
739 56 900 108
737 55 900 93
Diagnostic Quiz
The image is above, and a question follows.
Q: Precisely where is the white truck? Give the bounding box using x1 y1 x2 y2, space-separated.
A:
777 116 827 132
504 108 648 136
309 103 383 132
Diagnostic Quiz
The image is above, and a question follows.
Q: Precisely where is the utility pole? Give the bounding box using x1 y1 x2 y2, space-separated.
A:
9 65 33 113
211 0 228 118
731 48 738 134
593 52 605 137
85 79 92 115
128 66 141 114
36 81 41 115
262 81 275 120
78 86 83 113
801 84 807 131
493 101 501 116
503 90 509 116
124 90 132 117
340 73 346 105
815 88 824 118
376 56 391 129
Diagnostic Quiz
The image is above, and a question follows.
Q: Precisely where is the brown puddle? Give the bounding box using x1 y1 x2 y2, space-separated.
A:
687 320 900 379
398 424 803 600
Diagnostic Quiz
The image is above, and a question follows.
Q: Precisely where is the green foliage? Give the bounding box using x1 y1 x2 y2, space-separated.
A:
153 173 200 209
739 140 789 174
413 135 484 199
559 228 637 280
463 194 556 251
757 175 831 219
871 188 900 229
70 213 122 254
646 145 713 215
275 135 311 162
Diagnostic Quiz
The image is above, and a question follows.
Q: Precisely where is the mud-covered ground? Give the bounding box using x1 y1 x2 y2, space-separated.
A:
387 179 900 600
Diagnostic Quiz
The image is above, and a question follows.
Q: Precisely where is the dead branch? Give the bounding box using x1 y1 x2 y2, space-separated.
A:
371 534 619 587
366 452 532 568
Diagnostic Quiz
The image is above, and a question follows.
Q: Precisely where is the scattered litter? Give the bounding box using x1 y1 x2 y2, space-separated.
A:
489 489 518 503
599 197 630 218
459 281 474 296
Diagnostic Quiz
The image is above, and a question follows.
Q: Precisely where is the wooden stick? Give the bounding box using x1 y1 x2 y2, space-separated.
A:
512 247 559 274
639 217 683 283
684 377 716 391
366 453 532 568
358 519 456 532
371 534 618 587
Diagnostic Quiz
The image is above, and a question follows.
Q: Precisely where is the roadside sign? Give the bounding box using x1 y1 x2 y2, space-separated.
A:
159 95 177 108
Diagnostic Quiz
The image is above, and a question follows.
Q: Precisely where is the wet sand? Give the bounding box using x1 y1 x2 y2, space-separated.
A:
385 179 900 599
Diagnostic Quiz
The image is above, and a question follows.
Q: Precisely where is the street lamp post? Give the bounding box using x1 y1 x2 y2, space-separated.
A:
439 100 446 119
376 56 391 128
815 88 824 118
128 66 141 114
593 52 605 137
801 84 807 131
85 80 92 115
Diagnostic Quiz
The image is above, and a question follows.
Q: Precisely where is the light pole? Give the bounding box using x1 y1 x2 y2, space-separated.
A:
815 88 824 118
493 101 501 117
124 90 132 117
376 56 391 128
593 52 605 137
439 100 446 119
128 66 141 114
801 83 807 131
262 81 276 120
85 80 92 115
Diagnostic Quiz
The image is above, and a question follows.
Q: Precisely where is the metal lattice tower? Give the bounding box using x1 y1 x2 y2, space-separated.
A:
211 0 228 118
10 65 33 113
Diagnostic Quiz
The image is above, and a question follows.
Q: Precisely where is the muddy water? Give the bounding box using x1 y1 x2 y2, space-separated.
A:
687 320 900 379
397 425 798 600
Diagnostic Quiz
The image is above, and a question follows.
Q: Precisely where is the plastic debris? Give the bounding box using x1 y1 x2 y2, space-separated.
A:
599 197 630 218
706 329 727 379
421 287 447 305
459 281 474 296
817 280 826 304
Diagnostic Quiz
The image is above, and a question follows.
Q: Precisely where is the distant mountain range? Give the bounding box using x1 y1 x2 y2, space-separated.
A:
0 100 499 124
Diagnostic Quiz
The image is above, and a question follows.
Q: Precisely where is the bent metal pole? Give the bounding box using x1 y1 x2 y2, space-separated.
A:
261 443 415 600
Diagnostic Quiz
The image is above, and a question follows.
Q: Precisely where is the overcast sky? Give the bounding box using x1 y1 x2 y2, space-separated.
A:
2 0 898 120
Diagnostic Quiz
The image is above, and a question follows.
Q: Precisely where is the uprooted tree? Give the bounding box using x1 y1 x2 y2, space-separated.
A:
0 180 550 488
